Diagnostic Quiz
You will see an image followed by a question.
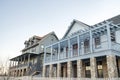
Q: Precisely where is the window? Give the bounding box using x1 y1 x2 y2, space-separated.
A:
95 37 101 48
111 32 116 42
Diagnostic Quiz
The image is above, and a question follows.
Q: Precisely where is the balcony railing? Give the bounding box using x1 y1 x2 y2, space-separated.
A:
45 42 120 63
52 55 58 61
10 64 28 69
112 42 120 52
72 49 78 57
45 57 51 62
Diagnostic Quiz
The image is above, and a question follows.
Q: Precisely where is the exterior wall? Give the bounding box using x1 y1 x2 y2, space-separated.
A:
38 34 58 54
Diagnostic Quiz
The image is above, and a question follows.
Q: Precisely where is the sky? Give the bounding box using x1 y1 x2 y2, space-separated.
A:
0 0 120 66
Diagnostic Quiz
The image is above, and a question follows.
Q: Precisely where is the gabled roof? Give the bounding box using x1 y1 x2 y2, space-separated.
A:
22 31 58 52
62 19 90 39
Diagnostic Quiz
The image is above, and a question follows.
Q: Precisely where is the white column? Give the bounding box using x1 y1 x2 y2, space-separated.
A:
13 60 14 66
44 47 46 63
58 43 60 60
28 54 30 66
90 30 93 53
106 24 111 49
9 61 11 68
71 46 73 57
81 41 84 55
77 35 80 56
24 55 25 64
21 56 23 64
51 46 53 62
18 58 19 67
15 59 17 66
68 39 71 58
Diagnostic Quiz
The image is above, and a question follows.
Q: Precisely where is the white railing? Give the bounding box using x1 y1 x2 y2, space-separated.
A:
6 77 120 80
52 55 58 61
45 57 51 62
112 42 120 52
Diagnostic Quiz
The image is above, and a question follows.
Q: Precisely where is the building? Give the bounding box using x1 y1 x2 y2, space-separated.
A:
9 32 58 77
43 15 120 78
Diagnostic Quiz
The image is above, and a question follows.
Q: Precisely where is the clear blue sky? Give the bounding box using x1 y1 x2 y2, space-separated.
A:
0 0 120 64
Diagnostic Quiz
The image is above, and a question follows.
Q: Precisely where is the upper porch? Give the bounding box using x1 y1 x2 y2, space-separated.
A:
9 53 42 77
44 21 120 65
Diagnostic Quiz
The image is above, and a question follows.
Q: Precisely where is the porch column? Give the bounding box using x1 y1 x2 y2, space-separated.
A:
77 35 80 56
81 41 84 55
28 54 30 66
9 61 11 68
58 43 60 60
24 55 25 64
77 59 82 78
42 65 46 77
107 55 118 78
57 63 61 77
44 47 46 63
67 61 72 78
68 39 71 58
90 30 93 53
27 54 30 75
18 58 20 66
21 56 23 64
106 23 111 49
51 46 53 62
90 57 97 78
13 60 14 67
11 61 13 67
49 64 53 77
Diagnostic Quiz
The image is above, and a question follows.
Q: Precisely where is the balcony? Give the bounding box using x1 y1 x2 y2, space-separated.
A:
45 41 120 64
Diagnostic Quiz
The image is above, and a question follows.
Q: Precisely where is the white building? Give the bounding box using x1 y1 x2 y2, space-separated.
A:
43 15 120 78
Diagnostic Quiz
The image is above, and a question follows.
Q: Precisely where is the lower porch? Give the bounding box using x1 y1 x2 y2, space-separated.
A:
43 55 120 78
